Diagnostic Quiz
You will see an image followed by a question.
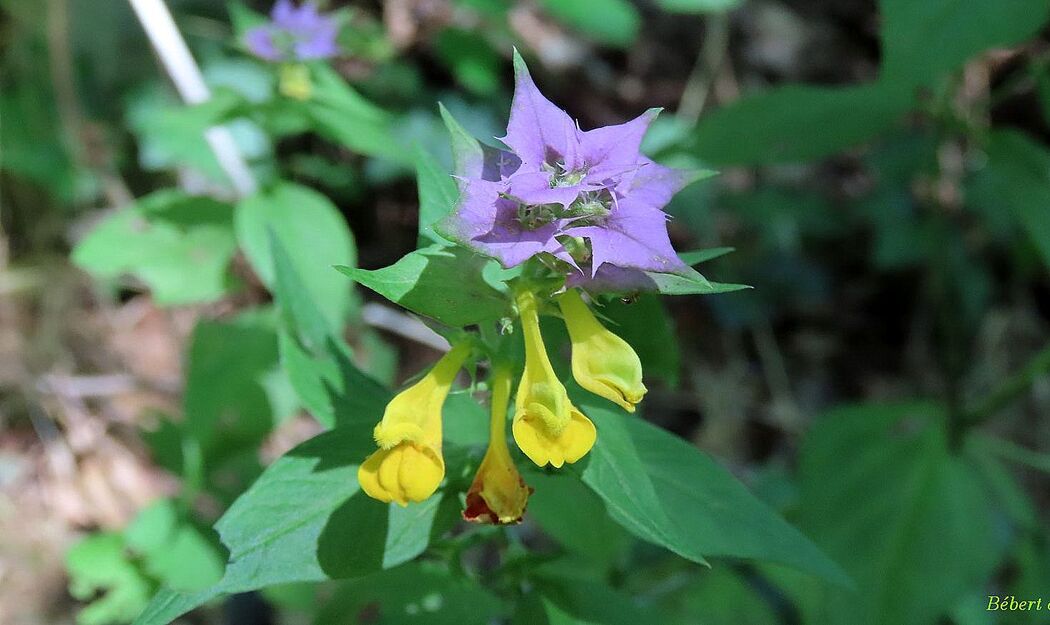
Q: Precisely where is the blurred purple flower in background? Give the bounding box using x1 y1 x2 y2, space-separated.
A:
244 0 339 62
440 52 696 284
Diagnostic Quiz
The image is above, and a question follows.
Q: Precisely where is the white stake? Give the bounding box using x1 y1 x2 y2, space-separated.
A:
128 0 257 197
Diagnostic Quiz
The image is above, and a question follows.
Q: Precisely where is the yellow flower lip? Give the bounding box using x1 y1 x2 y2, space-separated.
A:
557 288 647 413
358 342 471 506
512 289 597 468
512 403 596 468
463 368 533 525
359 442 445 506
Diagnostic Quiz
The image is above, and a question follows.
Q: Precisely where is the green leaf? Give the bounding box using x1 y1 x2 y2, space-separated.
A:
790 403 1009 625
183 315 285 458
336 245 510 327
515 576 652 625
690 84 910 165
439 103 485 180
575 399 850 585
127 89 248 181
656 0 741 13
124 500 226 593
228 2 268 37
415 145 459 245
678 247 735 266
133 425 448 625
68 533 154 625
270 234 391 428
72 191 237 305
880 0 1050 87
434 29 502 96
314 562 504 625
661 567 779 625
968 129 1050 270
538 0 640 48
306 65 407 163
525 469 629 567
645 266 750 296
236 182 357 329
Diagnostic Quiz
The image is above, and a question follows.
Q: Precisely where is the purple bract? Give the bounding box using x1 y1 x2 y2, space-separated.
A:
439 51 696 285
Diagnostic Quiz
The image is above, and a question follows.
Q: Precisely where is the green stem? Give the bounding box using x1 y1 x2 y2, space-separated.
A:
982 435 1050 475
677 13 731 126
961 342 1050 427
180 436 204 509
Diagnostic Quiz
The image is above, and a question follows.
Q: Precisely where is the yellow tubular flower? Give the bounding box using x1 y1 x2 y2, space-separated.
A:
557 289 647 413
463 367 533 525
512 290 596 468
358 342 471 506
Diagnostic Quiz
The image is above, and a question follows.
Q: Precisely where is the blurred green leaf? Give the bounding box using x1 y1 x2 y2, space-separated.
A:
525 469 629 567
575 399 849 585
228 2 268 38
788 403 1009 625
434 29 502 96
124 500 226 593
183 314 286 458
72 191 237 305
68 533 154 625
661 567 779 625
314 562 504 625
0 84 84 201
880 0 1050 87
538 0 640 48
127 88 249 180
968 130 1050 271
515 576 652 625
307 65 407 163
236 182 357 329
656 0 742 13
336 245 510 327
691 84 910 165
270 234 390 428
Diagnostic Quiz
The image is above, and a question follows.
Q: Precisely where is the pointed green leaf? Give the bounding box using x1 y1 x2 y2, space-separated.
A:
575 399 850 586
72 191 237 305
415 146 459 245
270 234 390 428
236 182 356 330
788 403 1009 625
336 245 509 327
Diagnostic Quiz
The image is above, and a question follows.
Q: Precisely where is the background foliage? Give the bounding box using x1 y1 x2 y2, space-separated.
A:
1 1 1049 624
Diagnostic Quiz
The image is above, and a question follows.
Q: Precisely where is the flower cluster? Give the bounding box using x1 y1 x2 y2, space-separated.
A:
439 52 698 292
244 1 339 63
359 52 690 524
358 287 645 523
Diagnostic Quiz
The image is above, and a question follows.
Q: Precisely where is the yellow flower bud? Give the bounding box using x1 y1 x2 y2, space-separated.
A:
463 367 533 525
512 290 596 468
358 342 471 506
558 289 647 413
278 63 312 100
